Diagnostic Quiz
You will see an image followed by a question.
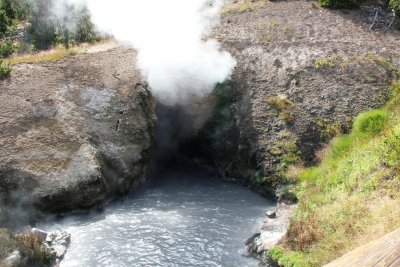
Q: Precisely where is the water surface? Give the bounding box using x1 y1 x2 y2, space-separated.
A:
42 167 274 267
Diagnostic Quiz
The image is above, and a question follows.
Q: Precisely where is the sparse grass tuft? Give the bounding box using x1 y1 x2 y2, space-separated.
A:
0 229 52 267
314 57 336 70
222 0 268 14
267 95 295 124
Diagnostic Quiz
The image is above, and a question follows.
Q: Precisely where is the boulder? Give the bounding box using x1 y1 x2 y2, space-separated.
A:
0 44 155 220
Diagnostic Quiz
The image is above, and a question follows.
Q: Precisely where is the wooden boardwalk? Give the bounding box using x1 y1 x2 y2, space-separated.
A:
324 228 400 267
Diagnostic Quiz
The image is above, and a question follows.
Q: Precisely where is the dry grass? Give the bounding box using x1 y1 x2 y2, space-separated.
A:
3 44 88 65
267 95 295 124
222 0 268 14
0 229 52 267
15 231 52 267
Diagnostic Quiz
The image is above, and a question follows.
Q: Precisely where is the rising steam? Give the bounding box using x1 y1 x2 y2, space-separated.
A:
63 0 237 105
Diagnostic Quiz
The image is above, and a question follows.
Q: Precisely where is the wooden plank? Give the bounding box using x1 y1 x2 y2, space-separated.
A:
324 228 400 267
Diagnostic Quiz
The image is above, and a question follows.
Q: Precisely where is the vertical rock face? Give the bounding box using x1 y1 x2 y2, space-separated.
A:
199 1 400 196
0 45 155 216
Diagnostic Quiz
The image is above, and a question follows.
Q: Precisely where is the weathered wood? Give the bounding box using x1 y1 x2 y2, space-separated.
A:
324 228 400 267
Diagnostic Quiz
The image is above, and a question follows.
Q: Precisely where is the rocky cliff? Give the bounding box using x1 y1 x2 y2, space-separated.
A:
0 45 155 221
194 0 400 199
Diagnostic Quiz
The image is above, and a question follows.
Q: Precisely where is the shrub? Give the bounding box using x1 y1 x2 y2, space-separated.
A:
0 0 16 20
389 0 400 14
15 232 52 267
0 9 9 35
0 39 13 58
75 9 98 43
353 110 388 137
319 0 362 9
11 0 31 20
0 59 11 78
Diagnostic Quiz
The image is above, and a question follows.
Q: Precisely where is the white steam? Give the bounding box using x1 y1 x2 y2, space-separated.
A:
63 0 237 105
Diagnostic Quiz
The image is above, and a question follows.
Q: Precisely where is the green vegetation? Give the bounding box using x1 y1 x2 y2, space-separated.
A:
271 80 400 266
0 229 52 267
0 0 99 59
268 247 309 267
267 95 295 124
0 39 13 57
315 117 352 141
319 0 361 9
0 59 11 78
267 132 302 201
389 0 400 14
314 57 336 70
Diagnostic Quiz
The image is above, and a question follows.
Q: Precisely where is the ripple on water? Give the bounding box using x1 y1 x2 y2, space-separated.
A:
41 169 274 267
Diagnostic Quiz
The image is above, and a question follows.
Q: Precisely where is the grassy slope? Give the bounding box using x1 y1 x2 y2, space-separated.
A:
270 79 400 266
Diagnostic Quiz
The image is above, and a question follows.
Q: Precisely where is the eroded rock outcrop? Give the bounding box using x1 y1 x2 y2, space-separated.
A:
197 1 400 198
0 45 155 220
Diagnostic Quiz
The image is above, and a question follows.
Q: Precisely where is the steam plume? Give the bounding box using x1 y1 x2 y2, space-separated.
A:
63 0 237 105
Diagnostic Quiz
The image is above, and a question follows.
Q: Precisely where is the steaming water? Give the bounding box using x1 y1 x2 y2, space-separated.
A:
42 167 274 267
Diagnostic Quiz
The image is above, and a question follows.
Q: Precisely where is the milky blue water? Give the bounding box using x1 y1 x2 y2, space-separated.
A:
42 167 274 267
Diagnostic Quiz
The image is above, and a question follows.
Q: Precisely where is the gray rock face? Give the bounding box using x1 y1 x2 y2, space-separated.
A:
202 1 400 196
0 45 155 217
46 230 71 265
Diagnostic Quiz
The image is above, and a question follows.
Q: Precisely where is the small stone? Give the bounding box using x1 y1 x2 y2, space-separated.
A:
266 211 277 218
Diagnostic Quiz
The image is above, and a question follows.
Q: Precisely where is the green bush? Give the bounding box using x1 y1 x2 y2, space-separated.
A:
389 0 400 13
0 9 9 34
320 0 361 9
75 9 98 43
268 246 309 267
0 39 13 57
353 110 388 137
0 0 16 20
0 59 11 78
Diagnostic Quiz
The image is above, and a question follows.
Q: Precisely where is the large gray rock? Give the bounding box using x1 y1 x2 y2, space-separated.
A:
0 44 155 217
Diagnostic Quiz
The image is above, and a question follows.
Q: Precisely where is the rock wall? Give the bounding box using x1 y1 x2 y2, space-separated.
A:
0 45 155 218
197 1 400 198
